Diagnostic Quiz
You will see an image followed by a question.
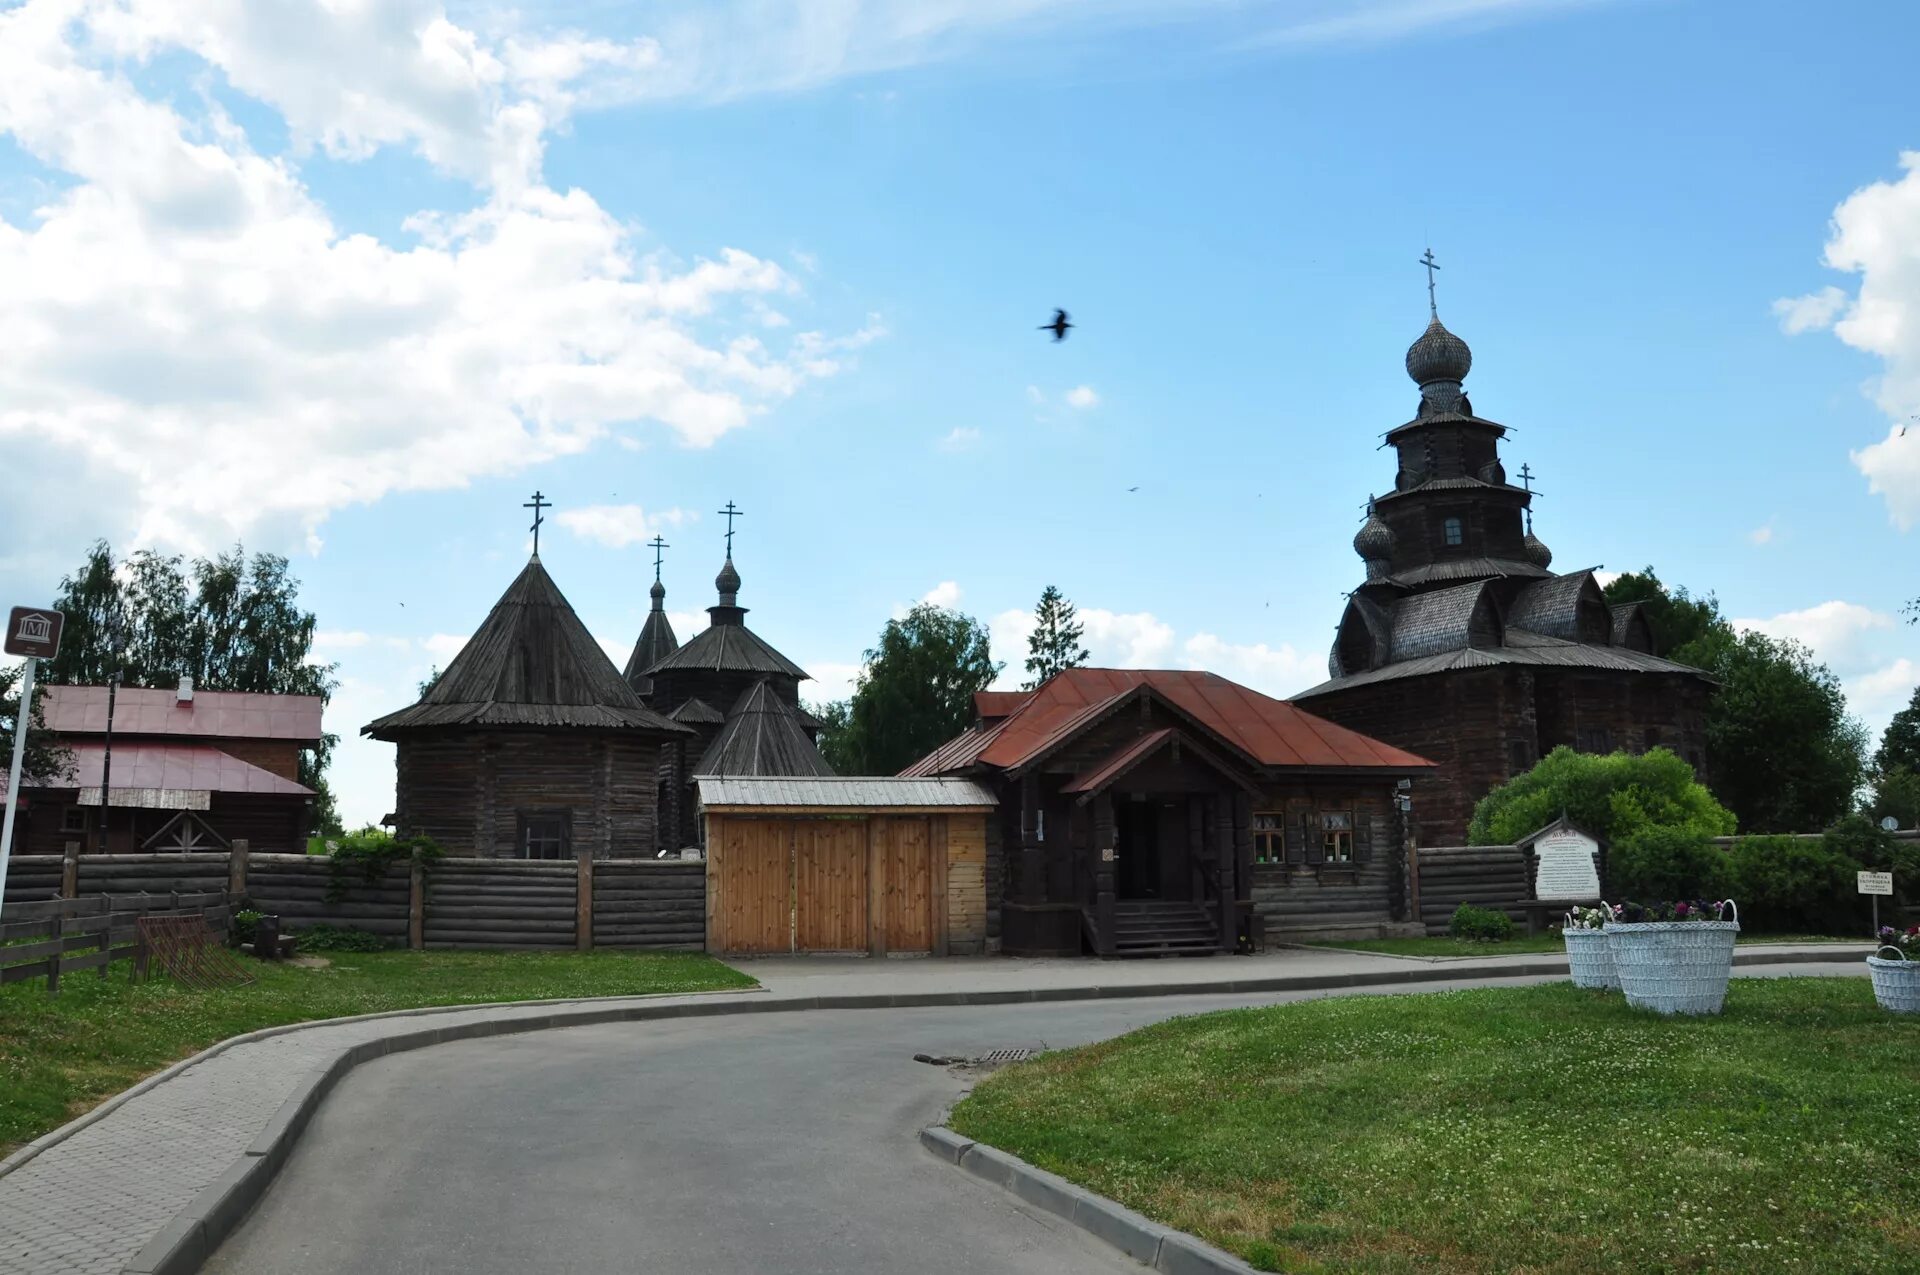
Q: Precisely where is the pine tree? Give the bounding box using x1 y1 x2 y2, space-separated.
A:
1023 585 1090 689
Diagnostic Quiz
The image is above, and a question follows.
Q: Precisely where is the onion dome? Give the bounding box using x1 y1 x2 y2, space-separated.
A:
1405 317 1472 386
1353 511 1395 562
1521 529 1553 569
650 578 666 604
715 556 742 606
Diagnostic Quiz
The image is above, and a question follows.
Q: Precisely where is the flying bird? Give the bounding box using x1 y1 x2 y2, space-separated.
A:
1039 309 1073 342
1127 486 1140 493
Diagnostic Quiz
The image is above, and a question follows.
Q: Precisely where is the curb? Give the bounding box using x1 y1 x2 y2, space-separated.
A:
5 949 1867 1275
923 1127 1257 1274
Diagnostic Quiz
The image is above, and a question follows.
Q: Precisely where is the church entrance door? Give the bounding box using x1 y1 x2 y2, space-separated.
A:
1115 797 1160 899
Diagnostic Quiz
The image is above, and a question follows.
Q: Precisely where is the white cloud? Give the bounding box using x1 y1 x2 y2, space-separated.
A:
1733 600 1894 670
922 581 963 608
936 426 982 452
802 660 863 705
314 630 372 650
557 504 690 549
1772 285 1848 335
989 604 1176 682
1748 521 1775 547
1179 633 1320 698
421 633 469 664
1065 384 1100 409
1846 658 1919 745
0 0 872 559
1593 570 1623 589
1785 152 1920 528
1025 384 1045 405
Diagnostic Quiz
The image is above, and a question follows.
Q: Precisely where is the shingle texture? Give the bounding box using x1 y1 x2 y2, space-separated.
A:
643 619 809 680
365 557 689 736
698 776 996 809
696 680 835 777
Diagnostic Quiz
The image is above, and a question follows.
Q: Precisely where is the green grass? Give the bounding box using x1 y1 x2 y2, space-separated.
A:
951 978 1920 1274
1317 933 1869 959
0 950 754 1157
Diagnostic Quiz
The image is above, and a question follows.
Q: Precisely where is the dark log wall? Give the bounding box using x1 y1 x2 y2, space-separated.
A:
1250 781 1400 933
594 861 705 950
393 730 663 859
1413 844 1533 934
1300 666 1710 846
16 793 309 856
250 854 411 943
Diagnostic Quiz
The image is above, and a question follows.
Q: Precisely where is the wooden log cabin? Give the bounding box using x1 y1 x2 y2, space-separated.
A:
364 553 692 858
4 682 323 855
902 668 1434 956
1291 306 1714 844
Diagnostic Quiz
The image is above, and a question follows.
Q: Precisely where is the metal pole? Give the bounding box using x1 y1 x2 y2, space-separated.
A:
1 655 40 922
1872 894 1879 941
98 670 117 854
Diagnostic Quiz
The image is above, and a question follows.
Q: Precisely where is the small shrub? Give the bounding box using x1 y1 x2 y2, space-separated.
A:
324 827 443 902
1731 835 1859 935
1609 824 1734 901
296 924 394 953
1449 904 1515 942
230 908 262 947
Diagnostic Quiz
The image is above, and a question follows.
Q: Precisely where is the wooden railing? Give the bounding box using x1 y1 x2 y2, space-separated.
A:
0 892 233 993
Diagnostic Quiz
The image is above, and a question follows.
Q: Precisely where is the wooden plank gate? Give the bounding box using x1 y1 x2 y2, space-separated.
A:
708 814 941 955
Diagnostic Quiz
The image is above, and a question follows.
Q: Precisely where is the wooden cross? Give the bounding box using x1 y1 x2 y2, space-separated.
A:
648 534 669 583
1419 248 1441 319
717 501 744 557
524 491 550 556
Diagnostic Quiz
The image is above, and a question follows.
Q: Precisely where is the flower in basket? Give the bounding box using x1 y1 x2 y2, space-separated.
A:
1878 926 1920 959
1566 906 1609 931
1612 900 1732 924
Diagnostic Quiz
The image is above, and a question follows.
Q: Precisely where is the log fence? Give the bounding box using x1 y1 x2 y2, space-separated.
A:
0 891 233 992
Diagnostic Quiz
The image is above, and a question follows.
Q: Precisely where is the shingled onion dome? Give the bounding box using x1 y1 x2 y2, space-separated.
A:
1521 528 1553 569
651 578 666 605
1353 508 1396 581
715 556 742 608
1406 316 1473 415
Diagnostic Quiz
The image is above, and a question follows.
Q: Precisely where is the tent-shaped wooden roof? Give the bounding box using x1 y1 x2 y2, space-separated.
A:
695 680 835 778
364 557 691 737
623 583 680 696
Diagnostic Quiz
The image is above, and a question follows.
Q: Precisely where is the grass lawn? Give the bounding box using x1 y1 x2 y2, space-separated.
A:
951 978 1920 1274
1315 933 1869 959
0 950 754 1158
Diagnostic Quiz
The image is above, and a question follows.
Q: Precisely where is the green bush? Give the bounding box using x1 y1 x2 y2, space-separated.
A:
1468 747 1735 848
230 908 262 947
324 827 443 902
1609 824 1734 902
1448 904 1515 942
1730 835 1858 935
296 924 394 953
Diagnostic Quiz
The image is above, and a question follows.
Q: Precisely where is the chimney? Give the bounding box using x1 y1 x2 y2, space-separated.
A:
177 675 194 703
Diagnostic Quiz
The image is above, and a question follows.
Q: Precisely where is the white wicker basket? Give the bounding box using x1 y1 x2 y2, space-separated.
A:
1563 925 1617 990
1867 948 1920 1015
1606 904 1739 1015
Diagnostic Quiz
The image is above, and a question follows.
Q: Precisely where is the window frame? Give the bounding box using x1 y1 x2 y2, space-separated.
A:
1321 810 1355 864
517 809 572 861
1442 516 1464 547
60 805 89 834
1252 811 1286 863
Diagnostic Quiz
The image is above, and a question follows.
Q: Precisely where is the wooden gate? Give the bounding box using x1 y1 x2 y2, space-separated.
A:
878 816 934 954
706 814 937 955
709 818 791 954
796 821 868 952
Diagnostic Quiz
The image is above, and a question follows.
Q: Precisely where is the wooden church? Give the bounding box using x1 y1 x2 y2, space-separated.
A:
1292 280 1713 844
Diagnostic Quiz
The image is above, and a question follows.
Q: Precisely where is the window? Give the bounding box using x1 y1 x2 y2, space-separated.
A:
1252 812 1285 863
1035 809 1046 843
519 811 571 860
1322 811 1355 863
60 806 88 834
1575 726 1614 755
1443 517 1463 546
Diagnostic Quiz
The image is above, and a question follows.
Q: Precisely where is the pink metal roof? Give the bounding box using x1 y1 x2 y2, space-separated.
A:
40 686 324 744
21 740 314 798
902 668 1433 776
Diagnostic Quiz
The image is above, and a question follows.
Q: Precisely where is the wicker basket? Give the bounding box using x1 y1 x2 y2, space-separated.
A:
1607 904 1739 1015
1563 924 1617 990
1867 947 1920 1015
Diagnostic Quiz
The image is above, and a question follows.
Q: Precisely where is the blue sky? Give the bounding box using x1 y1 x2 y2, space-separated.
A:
2 0 1918 828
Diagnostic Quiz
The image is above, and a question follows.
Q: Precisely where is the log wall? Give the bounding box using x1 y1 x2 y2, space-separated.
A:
1412 844 1532 934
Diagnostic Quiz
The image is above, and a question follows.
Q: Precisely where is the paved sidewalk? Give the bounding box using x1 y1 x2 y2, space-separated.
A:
0 943 1870 1275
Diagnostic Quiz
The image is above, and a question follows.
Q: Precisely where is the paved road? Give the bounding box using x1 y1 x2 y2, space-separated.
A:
203 967 1858 1274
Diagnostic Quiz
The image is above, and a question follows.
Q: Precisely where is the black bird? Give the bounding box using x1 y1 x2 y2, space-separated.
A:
1039 308 1072 342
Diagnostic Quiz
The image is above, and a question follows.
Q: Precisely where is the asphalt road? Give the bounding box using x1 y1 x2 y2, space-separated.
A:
202 967 1856 1274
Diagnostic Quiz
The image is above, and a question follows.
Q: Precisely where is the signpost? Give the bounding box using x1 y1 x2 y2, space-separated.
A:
2 607 65 921
1859 870 1894 938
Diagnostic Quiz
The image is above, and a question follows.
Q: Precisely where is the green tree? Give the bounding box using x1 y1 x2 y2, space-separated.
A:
1601 568 1724 659
827 604 1002 776
1683 627 1866 833
1023 585 1091 689
1469 746 1736 848
1876 684 1920 775
0 664 74 787
43 540 340 834
1865 767 1920 832
804 699 856 775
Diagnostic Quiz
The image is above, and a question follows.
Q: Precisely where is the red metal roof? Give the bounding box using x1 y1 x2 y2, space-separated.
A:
973 690 1033 721
18 741 314 798
40 686 325 744
904 668 1432 776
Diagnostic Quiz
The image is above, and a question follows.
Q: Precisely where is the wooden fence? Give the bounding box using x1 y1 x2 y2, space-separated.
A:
2 843 707 952
0 891 232 991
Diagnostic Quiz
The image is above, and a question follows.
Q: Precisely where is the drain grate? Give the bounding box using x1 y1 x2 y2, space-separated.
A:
979 1048 1036 1064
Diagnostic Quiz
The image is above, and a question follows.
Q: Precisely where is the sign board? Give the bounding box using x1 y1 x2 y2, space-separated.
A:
4 607 63 659
1533 829 1603 902
1882 816 1901 832
1099 846 1115 863
1858 871 1893 897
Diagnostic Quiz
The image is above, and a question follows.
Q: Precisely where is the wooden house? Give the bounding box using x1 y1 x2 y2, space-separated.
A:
5 682 323 855
1292 310 1713 844
903 668 1433 957
364 555 691 858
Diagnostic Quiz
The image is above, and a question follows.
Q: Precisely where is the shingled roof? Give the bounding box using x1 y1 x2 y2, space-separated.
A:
623 580 679 696
695 680 835 778
364 558 690 737
642 556 809 681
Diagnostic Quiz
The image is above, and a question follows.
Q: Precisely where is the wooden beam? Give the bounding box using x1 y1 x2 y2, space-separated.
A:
705 814 722 953
932 816 950 958
867 816 885 958
576 847 594 953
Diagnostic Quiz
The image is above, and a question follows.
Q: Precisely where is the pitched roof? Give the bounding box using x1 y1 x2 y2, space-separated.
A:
1294 629 1711 697
902 668 1431 777
12 740 314 801
1504 568 1610 644
1384 557 1554 588
974 690 1033 720
698 776 996 810
643 621 808 680
623 598 679 695
363 557 690 737
40 686 324 744
668 697 726 725
695 681 835 778
1385 581 1502 662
